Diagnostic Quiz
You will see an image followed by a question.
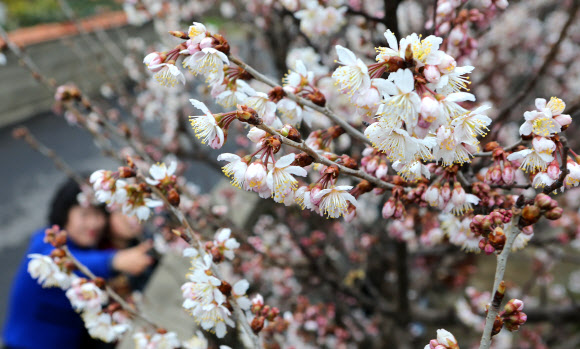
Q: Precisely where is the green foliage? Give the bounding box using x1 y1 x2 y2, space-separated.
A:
3 0 121 30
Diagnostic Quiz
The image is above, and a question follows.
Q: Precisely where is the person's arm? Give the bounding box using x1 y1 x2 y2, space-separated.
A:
71 249 117 279
71 241 154 278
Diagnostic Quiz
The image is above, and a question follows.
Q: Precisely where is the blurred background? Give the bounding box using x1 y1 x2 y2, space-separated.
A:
0 0 123 332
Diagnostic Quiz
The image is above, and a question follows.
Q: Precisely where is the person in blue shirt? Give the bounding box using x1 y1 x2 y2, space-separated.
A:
3 177 153 349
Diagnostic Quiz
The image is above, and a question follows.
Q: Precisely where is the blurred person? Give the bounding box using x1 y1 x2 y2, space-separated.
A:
3 177 153 349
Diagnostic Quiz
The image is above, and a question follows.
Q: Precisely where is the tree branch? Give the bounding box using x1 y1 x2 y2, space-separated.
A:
479 216 520 349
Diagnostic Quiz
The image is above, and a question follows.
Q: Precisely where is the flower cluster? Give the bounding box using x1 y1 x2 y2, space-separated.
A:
249 294 280 334
355 31 490 178
180 229 250 338
507 97 579 191
518 193 563 226
28 252 72 289
90 163 167 221
499 299 527 332
425 181 481 216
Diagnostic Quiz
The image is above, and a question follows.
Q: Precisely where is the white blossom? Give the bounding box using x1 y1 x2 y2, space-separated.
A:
83 311 129 343
66 278 108 311
376 69 421 129
182 48 229 84
217 153 248 190
314 185 358 218
28 254 72 289
146 162 177 186
267 153 308 203
507 137 556 172
332 45 370 98
189 99 224 149
214 228 240 260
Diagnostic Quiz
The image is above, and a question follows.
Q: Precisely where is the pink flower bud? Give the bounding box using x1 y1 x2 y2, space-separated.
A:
366 158 378 173
504 298 524 314
479 238 486 251
502 164 515 184
143 52 164 72
424 65 442 84
484 243 495 255
393 201 405 219
490 165 502 183
376 163 388 179
441 183 451 201
382 198 396 219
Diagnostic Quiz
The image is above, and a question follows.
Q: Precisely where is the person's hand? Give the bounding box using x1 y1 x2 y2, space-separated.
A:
112 240 154 276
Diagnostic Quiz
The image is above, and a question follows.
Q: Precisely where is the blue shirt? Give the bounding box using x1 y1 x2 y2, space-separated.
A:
3 228 116 349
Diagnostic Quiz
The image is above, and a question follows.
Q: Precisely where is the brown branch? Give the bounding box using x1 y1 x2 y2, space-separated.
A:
383 0 402 38
473 139 522 157
396 241 410 324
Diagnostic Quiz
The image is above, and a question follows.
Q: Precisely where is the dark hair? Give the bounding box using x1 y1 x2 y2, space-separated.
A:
48 177 107 228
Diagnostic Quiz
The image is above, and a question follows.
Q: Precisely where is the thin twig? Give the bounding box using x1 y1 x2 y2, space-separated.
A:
473 139 522 157
479 216 521 349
